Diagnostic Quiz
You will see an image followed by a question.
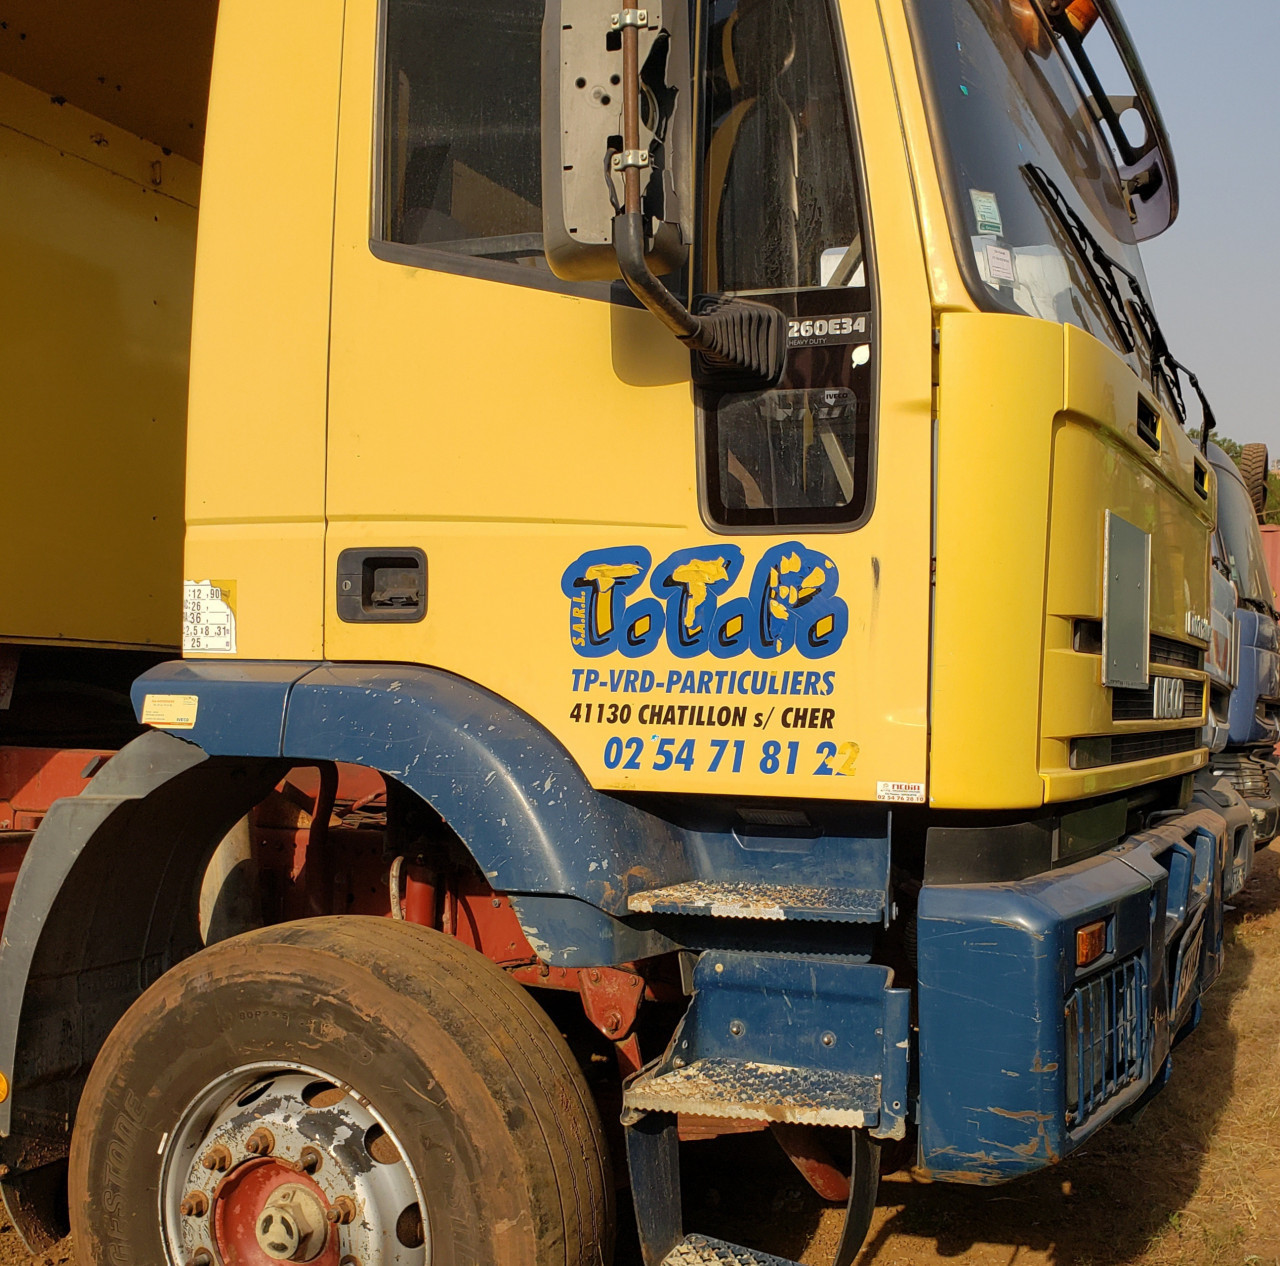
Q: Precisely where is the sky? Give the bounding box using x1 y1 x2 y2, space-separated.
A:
1121 0 1278 451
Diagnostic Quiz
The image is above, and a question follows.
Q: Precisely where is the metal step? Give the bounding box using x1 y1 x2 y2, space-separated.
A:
627 880 883 921
662 1234 799 1266
624 1056 879 1127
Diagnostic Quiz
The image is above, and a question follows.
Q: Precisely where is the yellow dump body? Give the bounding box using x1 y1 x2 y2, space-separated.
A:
0 3 214 651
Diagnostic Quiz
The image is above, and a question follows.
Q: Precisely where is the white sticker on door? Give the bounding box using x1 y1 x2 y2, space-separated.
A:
877 780 925 804
183 580 237 654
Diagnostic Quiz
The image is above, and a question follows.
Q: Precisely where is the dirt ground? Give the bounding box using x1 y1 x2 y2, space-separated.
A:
4 848 1279 1266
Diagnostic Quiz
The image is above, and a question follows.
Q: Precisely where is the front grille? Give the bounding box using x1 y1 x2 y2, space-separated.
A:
1211 753 1272 800
1112 678 1205 722
1071 729 1201 769
1150 635 1203 671
1065 955 1147 1127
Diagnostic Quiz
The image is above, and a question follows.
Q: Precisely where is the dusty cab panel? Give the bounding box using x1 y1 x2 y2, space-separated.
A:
313 0 935 802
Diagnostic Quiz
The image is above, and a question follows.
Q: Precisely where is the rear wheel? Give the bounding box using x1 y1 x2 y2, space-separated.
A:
69 917 614 1266
1240 442 1270 518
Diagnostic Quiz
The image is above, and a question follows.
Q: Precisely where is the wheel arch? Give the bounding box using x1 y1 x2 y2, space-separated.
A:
129 661 691 912
1 662 687 1246
0 729 287 1248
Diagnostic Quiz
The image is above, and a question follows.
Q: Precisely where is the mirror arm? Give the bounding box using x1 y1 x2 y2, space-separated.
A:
613 10 784 385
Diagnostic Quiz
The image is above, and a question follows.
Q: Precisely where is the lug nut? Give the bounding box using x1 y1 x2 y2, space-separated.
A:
188 1251 212 1266
200 1145 232 1172
246 1127 276 1156
299 1146 322 1174
326 1195 357 1225
180 1191 209 1218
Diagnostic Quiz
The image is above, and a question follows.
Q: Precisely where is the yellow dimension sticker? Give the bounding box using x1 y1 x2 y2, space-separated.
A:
140 693 199 729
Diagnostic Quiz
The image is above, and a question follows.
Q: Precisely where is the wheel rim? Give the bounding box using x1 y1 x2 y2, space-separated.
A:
159 1063 429 1266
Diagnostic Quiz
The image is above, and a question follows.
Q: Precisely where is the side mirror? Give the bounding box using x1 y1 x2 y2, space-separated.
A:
541 0 692 280
1043 0 1178 240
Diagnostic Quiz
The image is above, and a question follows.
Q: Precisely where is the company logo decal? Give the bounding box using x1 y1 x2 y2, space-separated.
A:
562 543 848 660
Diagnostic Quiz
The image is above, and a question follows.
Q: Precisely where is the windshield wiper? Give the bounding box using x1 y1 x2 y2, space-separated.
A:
1023 163 1217 450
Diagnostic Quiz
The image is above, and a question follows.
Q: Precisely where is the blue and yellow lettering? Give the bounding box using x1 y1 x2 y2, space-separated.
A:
565 543 847 661
562 548 666 658
748 543 850 660
651 546 745 658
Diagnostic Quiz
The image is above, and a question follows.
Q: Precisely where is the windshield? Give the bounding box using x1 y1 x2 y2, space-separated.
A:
1213 456 1276 609
906 0 1161 382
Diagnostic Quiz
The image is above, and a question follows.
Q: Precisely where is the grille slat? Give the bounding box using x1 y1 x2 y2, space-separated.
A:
1111 730 1200 762
1150 635 1203 670
1072 729 1201 769
1066 956 1148 1127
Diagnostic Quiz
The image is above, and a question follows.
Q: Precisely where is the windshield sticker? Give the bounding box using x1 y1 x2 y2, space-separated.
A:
969 189 1004 236
985 243 1016 284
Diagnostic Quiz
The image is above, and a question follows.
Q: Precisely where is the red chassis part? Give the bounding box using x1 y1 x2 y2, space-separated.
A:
0 746 113 937
250 766 665 1075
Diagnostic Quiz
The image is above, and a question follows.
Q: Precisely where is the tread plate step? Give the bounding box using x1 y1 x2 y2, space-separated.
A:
662 1234 799 1265
627 881 882 921
624 1057 878 1127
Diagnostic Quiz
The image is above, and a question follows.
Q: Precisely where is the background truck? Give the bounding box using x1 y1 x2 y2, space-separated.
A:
0 1 1249 1264
1205 443 1280 844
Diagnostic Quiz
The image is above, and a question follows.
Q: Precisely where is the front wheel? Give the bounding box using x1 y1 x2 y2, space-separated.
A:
69 917 614 1266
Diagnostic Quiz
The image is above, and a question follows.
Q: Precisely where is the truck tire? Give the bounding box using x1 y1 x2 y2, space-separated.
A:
1240 443 1270 517
68 916 614 1266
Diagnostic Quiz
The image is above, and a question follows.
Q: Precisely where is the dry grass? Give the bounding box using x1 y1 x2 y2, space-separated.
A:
5 852 1280 1266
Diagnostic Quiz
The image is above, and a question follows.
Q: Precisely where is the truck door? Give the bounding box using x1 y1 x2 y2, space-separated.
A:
323 0 936 803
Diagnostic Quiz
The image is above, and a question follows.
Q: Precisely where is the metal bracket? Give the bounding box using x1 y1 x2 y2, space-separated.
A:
611 7 659 28
611 149 651 171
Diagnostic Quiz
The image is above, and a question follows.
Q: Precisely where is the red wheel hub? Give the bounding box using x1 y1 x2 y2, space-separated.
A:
212 1159 340 1265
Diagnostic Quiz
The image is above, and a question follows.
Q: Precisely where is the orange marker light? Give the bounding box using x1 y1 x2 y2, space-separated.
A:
1076 920 1107 968
0 1069 8 1104
1065 0 1101 36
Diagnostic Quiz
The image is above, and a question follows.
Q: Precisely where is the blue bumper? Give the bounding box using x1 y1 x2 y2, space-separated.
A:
916 807 1229 1184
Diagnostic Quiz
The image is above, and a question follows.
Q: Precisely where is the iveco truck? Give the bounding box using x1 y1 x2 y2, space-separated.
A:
0 2 1239 1263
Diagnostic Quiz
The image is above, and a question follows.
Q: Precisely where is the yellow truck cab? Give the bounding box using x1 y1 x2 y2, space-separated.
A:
0 1 1253 1263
